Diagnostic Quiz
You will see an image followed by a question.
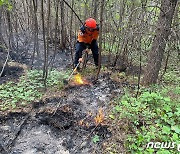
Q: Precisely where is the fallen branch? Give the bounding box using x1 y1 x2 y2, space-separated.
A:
0 49 10 77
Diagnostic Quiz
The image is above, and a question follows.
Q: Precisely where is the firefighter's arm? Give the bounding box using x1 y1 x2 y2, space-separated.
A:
78 29 86 42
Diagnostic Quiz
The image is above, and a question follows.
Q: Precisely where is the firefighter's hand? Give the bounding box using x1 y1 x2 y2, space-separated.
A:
78 58 83 63
80 25 86 33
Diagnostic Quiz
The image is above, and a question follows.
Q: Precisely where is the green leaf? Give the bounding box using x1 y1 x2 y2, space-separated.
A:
137 134 144 143
163 97 171 102
156 149 171 154
162 126 171 134
115 105 121 112
172 133 178 140
109 114 115 120
174 87 180 94
167 112 173 117
163 104 171 112
175 108 180 116
92 135 100 143
171 125 180 134
121 100 128 106
146 148 154 153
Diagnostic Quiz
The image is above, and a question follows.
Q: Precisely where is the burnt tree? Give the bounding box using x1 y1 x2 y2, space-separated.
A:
142 0 178 85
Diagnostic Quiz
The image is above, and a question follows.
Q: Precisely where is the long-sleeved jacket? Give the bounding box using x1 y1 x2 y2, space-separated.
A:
77 28 99 44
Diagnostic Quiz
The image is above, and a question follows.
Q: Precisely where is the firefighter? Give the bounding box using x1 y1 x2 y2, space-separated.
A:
74 18 99 70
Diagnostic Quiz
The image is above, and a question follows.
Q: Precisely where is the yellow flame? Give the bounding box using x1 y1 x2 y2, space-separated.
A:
73 73 91 85
74 73 84 84
94 108 104 125
78 119 89 128
85 122 89 127
79 120 84 126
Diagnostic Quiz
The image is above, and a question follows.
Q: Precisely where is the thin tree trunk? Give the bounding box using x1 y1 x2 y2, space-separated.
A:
0 7 3 46
6 10 14 50
92 0 98 19
45 0 51 80
84 0 88 21
96 0 105 80
50 0 60 68
60 0 66 49
31 0 39 69
70 0 74 64
159 48 170 83
136 40 142 98
41 0 48 88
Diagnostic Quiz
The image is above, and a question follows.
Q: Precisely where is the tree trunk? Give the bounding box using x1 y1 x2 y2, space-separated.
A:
60 0 66 49
31 0 39 68
41 0 48 87
0 7 3 46
142 0 178 85
69 0 74 64
96 0 105 80
84 0 88 21
6 10 15 50
92 0 98 19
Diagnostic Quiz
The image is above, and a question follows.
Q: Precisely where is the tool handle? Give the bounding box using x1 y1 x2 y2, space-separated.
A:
67 62 80 81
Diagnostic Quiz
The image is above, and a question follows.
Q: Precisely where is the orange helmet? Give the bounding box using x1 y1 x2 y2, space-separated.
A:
85 18 97 29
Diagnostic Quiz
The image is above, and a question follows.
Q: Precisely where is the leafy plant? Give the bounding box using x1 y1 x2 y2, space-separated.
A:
0 69 70 111
0 0 12 10
163 71 180 84
92 135 100 143
109 86 180 153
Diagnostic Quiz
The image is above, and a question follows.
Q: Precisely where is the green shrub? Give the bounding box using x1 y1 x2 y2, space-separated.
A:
0 69 70 111
110 87 180 153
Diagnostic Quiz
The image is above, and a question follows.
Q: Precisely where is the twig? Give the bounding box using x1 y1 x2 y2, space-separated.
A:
62 0 83 25
0 142 8 154
159 49 170 83
72 123 101 153
136 46 142 98
0 49 10 77
127 5 166 20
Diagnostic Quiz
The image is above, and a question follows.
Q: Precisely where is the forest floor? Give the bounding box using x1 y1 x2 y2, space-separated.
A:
0 48 137 154
2 42 178 154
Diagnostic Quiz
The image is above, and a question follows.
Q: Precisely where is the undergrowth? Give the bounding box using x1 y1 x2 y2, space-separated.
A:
108 85 180 154
0 69 69 111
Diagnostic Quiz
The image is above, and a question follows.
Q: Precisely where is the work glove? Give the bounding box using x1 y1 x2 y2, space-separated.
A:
78 58 83 63
80 25 86 34
96 24 99 31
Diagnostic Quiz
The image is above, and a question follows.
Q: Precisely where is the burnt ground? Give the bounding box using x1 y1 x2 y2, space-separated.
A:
0 65 24 84
0 72 124 154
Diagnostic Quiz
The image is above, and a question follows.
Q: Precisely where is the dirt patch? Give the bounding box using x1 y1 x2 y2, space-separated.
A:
0 62 28 84
0 66 23 84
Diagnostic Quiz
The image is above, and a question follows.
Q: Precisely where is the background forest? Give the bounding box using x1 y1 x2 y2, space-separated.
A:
0 0 179 154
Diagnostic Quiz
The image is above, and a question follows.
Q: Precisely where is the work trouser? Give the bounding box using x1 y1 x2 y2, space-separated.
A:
74 40 99 67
